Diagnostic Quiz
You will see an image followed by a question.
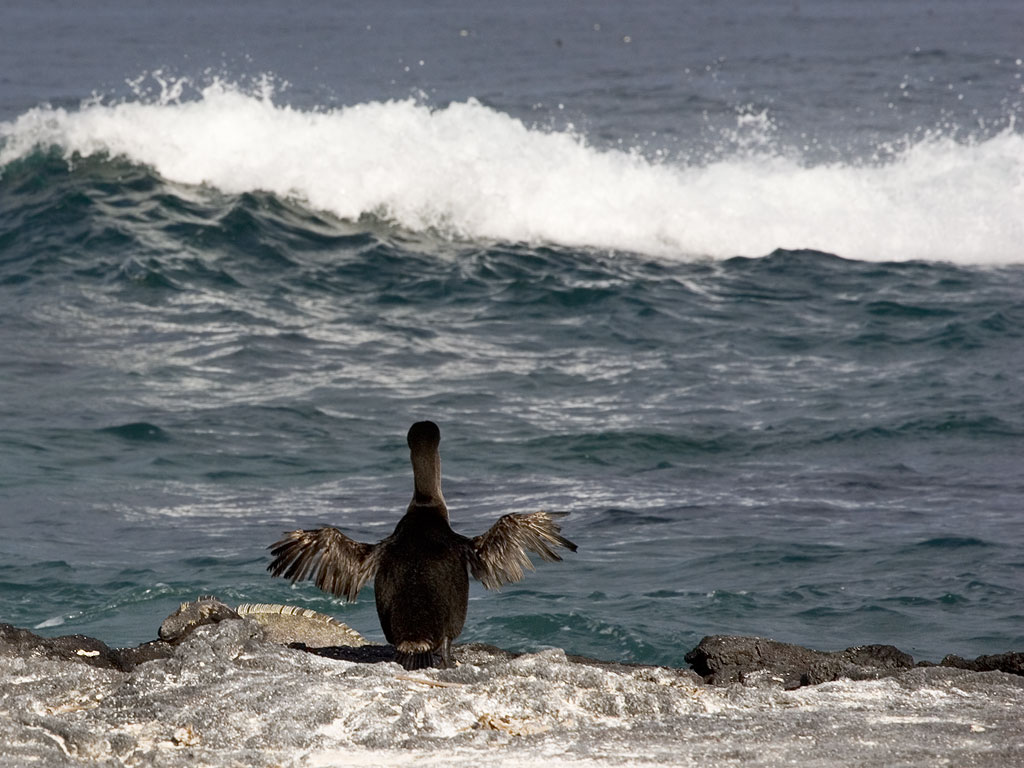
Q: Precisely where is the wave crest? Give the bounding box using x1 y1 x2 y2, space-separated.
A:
2 80 1022 264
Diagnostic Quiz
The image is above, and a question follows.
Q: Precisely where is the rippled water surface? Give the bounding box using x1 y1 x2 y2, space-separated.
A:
2 0 1023 664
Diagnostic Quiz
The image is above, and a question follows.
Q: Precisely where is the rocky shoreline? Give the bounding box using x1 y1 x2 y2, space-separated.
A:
5 613 1022 684
2 615 1023 766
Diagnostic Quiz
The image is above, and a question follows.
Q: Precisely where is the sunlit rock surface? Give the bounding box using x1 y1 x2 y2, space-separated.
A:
2 620 1023 767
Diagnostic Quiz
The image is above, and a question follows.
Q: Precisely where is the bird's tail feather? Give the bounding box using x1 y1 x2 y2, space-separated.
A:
396 649 434 670
396 640 435 670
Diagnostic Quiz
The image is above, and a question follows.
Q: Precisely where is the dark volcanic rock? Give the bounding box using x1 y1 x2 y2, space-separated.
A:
684 634 915 688
0 622 174 672
112 639 178 669
940 651 1024 676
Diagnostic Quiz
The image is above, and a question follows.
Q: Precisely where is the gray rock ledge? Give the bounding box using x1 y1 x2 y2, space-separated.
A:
2 621 1024 767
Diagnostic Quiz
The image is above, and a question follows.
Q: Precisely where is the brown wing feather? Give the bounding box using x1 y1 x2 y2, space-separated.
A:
266 527 380 602
469 511 577 590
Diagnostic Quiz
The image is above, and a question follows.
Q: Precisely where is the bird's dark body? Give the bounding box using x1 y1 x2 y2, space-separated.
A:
375 507 469 668
267 421 576 670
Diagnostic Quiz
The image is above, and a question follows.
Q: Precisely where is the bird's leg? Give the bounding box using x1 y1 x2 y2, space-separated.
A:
439 637 455 668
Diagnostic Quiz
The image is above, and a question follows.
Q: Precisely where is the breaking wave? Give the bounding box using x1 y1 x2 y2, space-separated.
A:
1 79 1022 264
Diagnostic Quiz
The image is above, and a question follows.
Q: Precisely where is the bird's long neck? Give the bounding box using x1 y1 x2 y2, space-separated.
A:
410 443 447 515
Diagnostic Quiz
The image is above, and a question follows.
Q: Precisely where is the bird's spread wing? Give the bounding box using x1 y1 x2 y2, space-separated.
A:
267 527 380 602
469 511 577 590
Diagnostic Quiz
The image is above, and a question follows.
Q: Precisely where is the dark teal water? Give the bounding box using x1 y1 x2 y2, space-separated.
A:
2 0 1023 665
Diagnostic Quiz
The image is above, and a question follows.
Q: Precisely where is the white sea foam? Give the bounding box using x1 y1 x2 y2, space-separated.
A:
1 81 1022 264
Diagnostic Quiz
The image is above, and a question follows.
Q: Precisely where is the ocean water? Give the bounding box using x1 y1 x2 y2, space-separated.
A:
1 0 1023 667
